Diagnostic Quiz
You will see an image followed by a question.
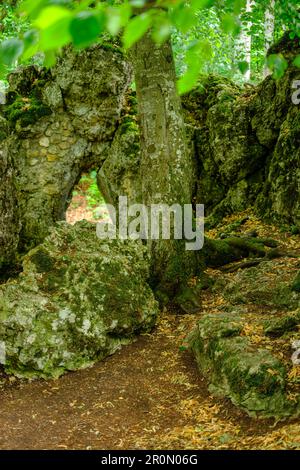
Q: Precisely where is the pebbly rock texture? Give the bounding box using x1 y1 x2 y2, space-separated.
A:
188 314 298 418
98 111 142 207
264 310 300 337
0 44 132 256
189 35 300 228
0 221 158 378
215 259 300 310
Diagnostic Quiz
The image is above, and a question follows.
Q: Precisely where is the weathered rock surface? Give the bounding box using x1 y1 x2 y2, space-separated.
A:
0 221 158 378
187 57 300 228
1 35 299 272
264 310 300 337
216 259 300 310
1 44 132 257
188 314 298 418
0 135 20 270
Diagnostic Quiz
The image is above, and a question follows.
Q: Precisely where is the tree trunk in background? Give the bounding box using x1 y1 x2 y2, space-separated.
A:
239 0 253 81
263 0 275 78
131 32 197 298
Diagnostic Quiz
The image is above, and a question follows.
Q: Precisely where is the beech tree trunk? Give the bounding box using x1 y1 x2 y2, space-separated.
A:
131 32 197 297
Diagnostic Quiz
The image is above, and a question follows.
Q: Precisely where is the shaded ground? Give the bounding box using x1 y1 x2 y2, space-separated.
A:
0 210 299 450
66 171 109 225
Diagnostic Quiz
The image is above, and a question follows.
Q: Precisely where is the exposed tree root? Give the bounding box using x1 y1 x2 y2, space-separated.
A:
203 237 299 270
219 259 263 273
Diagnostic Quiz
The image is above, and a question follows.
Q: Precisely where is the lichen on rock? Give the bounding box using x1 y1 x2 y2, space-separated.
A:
188 314 298 418
0 221 159 378
216 259 300 310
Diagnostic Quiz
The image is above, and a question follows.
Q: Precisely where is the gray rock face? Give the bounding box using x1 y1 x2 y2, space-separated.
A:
217 259 300 310
0 221 158 378
98 119 142 207
0 137 20 270
1 44 132 256
1 35 299 273
190 38 300 227
188 314 298 418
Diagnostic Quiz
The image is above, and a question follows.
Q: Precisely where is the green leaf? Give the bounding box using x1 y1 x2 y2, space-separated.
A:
293 55 300 68
123 13 152 49
130 0 146 7
152 13 172 44
22 29 39 61
34 5 71 29
70 11 105 48
177 63 199 95
221 14 241 36
238 60 249 74
190 0 214 10
233 0 246 14
0 39 24 67
39 16 72 50
19 0 48 20
107 10 123 36
170 6 197 33
267 54 288 80
107 4 132 36
23 29 39 49
43 49 57 68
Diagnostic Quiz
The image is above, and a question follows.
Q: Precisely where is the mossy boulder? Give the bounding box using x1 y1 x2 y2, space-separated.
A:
216 260 300 310
188 314 298 418
0 221 159 379
292 270 300 293
0 45 132 261
264 310 300 337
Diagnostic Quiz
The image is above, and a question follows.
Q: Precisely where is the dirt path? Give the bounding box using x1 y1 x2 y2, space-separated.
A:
0 307 299 450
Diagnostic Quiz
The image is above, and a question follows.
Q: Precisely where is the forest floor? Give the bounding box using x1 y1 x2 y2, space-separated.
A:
0 209 299 450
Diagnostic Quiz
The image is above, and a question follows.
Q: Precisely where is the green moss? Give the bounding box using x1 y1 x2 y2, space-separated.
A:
99 41 123 54
189 314 297 418
4 92 52 128
292 271 300 293
119 116 138 135
28 247 55 273
264 311 300 337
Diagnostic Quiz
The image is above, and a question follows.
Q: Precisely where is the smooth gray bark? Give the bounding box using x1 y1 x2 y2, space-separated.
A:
131 32 197 296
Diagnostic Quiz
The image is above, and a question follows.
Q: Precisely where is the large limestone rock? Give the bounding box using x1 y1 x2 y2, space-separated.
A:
98 115 142 207
217 259 300 310
0 221 158 378
1 44 132 254
188 35 300 228
188 314 298 418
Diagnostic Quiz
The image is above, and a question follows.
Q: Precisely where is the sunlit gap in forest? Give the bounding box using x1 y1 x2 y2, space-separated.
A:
66 170 110 225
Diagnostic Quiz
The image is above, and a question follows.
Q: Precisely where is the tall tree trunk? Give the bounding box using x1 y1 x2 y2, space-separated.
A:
263 0 275 78
130 32 197 298
239 0 253 81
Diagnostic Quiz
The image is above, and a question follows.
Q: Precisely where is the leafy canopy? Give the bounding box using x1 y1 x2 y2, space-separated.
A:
0 0 300 92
